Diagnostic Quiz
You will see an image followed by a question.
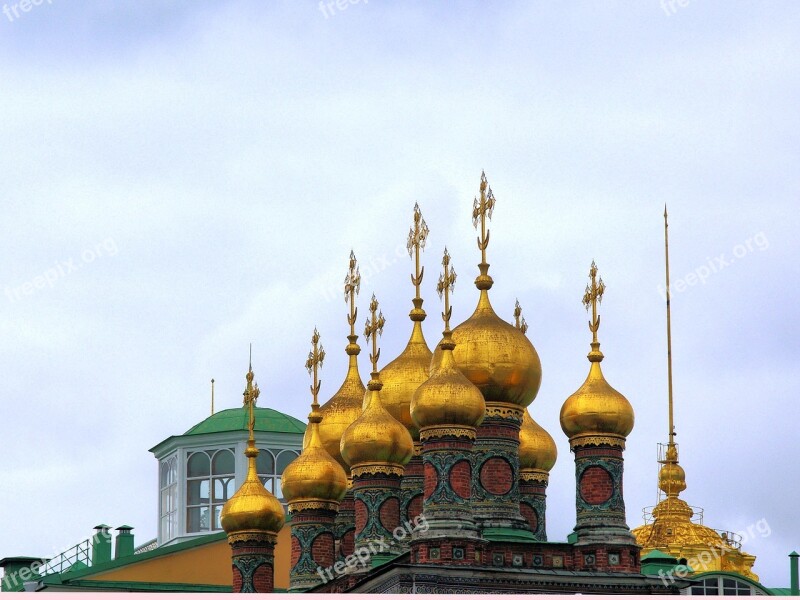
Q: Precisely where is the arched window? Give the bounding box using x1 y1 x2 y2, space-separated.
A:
186 449 235 533
159 456 178 541
258 448 299 501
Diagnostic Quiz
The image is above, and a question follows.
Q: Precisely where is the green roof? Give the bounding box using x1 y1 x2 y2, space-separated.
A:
641 549 677 563
184 406 305 436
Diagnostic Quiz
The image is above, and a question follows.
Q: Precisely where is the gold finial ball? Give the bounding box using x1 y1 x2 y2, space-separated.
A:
559 361 634 439
283 426 348 506
440 291 542 407
519 410 557 473
340 387 414 470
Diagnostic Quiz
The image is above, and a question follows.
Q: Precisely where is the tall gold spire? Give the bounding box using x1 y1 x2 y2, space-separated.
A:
472 171 496 289
513 299 528 334
314 252 366 471
582 261 606 362
210 378 215 416
381 205 433 440
283 329 347 510
664 206 675 445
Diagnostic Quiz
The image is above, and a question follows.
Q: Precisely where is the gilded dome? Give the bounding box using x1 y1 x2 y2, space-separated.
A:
340 380 414 472
380 317 432 441
658 444 687 497
411 331 485 433
221 441 285 536
441 284 542 408
519 409 557 473
560 347 634 440
283 415 348 508
313 336 365 472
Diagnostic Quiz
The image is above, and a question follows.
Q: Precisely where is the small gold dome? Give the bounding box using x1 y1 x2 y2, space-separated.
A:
560 346 634 440
441 283 542 408
380 318 432 441
314 337 365 472
411 332 485 433
340 380 414 471
659 444 687 497
283 415 348 508
519 409 557 473
221 442 285 536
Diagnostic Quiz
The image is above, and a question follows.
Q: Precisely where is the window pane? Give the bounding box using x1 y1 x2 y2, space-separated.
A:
212 449 235 475
257 450 275 475
214 477 235 502
188 479 210 505
168 457 177 484
187 507 201 532
160 462 169 487
187 452 210 477
276 451 299 474
213 504 224 530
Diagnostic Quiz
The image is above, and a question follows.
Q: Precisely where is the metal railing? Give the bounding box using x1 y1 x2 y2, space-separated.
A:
40 539 92 575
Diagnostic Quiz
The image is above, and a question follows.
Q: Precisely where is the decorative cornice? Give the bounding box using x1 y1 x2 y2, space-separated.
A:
288 499 340 513
520 469 550 484
351 464 405 478
569 434 626 450
419 425 476 442
484 402 524 420
227 530 278 545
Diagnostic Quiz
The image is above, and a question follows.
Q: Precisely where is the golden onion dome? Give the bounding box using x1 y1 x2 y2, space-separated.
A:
441 277 542 408
283 414 348 508
658 443 687 497
340 379 414 472
411 330 485 434
519 409 557 473
313 336 365 472
560 344 634 440
221 441 285 536
379 312 432 441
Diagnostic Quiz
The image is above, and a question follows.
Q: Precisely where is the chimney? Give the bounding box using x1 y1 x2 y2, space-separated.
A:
91 525 112 566
115 526 135 560
790 551 799 596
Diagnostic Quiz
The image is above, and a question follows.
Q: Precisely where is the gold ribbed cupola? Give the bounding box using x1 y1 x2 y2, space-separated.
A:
340 295 414 476
514 301 558 478
380 203 433 441
439 172 542 407
282 329 348 511
314 251 367 472
560 262 634 449
221 359 285 537
412 248 485 439
632 207 758 581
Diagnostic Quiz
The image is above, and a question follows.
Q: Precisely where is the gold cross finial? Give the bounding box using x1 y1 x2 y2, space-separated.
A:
344 250 361 339
582 261 606 360
514 299 528 335
472 171 496 265
407 203 429 320
364 294 385 383
243 351 261 443
305 328 325 419
437 247 457 334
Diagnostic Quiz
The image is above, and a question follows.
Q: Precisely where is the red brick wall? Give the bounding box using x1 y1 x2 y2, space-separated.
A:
579 466 613 504
252 562 274 593
449 460 472 499
354 498 367 534
519 502 539 531
479 457 513 495
311 531 335 567
408 493 423 522
341 529 355 558
379 496 400 532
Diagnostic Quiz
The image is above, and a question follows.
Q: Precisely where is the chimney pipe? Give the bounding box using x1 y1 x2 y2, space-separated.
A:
790 551 799 596
92 525 112 566
115 526 135 560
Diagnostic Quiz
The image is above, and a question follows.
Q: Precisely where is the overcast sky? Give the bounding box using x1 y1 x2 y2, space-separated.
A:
0 0 797 589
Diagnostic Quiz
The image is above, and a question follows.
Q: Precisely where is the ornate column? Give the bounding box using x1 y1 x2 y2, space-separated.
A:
221 364 285 593
282 330 348 591
341 295 414 563
560 262 639 572
410 249 486 565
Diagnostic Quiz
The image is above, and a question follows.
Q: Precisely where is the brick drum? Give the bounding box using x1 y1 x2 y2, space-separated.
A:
354 498 367 535
290 535 301 567
519 502 539 531
449 460 472 499
423 461 438 499
579 466 613 505
479 457 514 495
252 562 274 593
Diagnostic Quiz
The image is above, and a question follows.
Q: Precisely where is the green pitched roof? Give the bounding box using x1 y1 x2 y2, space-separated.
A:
184 406 305 436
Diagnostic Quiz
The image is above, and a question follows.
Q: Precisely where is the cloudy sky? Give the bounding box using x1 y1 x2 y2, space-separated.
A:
0 0 797 589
